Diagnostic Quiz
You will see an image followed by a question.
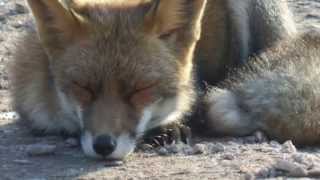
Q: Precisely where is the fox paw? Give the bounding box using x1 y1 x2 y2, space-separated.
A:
140 123 191 148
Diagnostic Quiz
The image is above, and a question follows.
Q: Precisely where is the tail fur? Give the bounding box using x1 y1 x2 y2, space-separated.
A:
205 31 320 145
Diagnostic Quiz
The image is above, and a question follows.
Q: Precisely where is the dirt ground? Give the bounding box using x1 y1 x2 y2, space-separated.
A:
1 0 320 179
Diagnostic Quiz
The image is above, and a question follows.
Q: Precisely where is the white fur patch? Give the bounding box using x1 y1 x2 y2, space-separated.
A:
75 106 84 129
160 110 183 127
108 134 136 160
81 131 100 158
56 89 83 130
146 97 181 130
278 1 297 37
57 90 74 116
136 108 153 136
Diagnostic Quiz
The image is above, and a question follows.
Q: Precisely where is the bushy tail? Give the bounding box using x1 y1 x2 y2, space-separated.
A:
204 31 320 145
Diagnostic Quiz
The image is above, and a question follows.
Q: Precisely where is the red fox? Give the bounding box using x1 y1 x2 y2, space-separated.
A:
9 0 320 160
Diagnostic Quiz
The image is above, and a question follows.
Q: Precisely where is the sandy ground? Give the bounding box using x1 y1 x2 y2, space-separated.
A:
1 0 320 179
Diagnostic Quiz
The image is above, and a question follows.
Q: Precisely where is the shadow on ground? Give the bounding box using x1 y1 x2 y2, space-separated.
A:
0 120 121 179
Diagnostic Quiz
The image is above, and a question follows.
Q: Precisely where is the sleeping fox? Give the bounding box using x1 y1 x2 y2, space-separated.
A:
9 0 320 160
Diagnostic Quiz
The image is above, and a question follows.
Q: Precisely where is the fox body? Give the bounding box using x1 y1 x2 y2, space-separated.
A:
9 0 320 160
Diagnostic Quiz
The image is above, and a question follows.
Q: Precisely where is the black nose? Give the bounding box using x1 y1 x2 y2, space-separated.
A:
93 134 117 157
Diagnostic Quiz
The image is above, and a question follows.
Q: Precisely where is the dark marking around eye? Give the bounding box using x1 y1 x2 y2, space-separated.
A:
124 81 159 108
71 81 97 106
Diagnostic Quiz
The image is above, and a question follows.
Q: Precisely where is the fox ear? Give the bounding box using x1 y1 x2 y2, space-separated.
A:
144 0 207 42
27 0 87 57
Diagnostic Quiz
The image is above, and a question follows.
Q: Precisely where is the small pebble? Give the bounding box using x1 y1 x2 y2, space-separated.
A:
207 143 225 153
26 144 56 156
157 147 169 156
243 172 255 180
256 168 273 178
166 143 185 154
268 168 278 177
12 22 24 29
14 3 28 14
269 141 282 149
222 153 235 160
191 144 206 155
0 112 18 120
281 141 297 153
274 159 308 177
105 160 124 167
13 159 32 165
0 80 9 89
243 136 257 144
65 168 81 176
127 177 138 180
182 145 196 155
65 138 79 147
0 15 5 22
292 153 314 167
308 168 320 177
254 131 268 143
289 166 308 177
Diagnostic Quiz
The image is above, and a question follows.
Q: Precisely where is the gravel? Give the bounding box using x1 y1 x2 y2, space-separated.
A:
26 144 57 156
65 138 79 148
281 140 298 153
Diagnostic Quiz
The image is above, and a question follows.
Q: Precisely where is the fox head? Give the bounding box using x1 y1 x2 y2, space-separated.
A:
27 0 206 159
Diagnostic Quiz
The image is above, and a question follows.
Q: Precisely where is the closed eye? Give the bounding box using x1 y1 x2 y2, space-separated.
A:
133 81 158 94
129 81 159 108
71 81 95 106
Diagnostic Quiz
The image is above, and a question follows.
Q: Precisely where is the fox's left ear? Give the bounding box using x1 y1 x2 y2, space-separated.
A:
144 0 207 45
27 0 88 58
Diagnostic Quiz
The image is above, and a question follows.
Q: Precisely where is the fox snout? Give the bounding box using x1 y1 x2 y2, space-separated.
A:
81 131 136 159
78 98 180 159
77 99 157 159
78 103 141 159
93 134 117 156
